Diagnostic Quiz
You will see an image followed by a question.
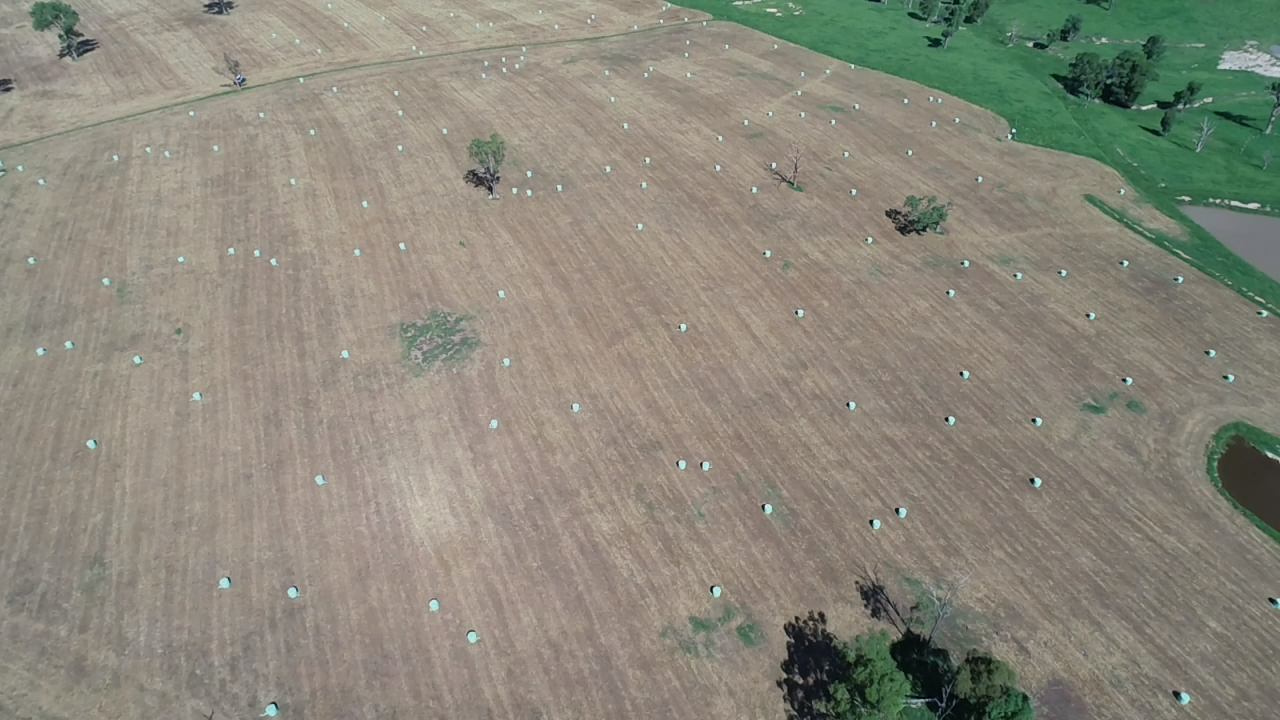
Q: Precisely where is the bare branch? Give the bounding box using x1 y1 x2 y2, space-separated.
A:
1195 117 1217 153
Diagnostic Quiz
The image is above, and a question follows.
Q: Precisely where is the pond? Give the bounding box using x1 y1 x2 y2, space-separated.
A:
1181 206 1280 284
1216 437 1280 532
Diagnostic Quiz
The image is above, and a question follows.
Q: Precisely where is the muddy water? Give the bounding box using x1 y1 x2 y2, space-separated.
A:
1182 206 1280 282
1216 437 1280 531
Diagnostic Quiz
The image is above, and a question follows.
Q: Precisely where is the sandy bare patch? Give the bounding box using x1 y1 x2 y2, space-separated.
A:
1218 41 1280 78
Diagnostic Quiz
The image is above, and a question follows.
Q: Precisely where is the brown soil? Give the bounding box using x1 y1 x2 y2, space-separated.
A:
1217 438 1280 531
2 13 1280 720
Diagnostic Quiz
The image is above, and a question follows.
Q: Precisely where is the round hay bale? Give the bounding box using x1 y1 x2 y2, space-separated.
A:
1175 692 1190 705
870 519 881 530
1206 349 1217 358
429 598 440 612
85 439 97 449
1269 597 1279 608
1032 417 1043 427
219 576 231 589
315 475 326 486
762 503 773 515
960 370 970 379
895 507 907 518
700 461 711 471
795 309 805 318
946 289 955 297
287 586 300 599
467 630 479 644
1122 377 1133 385
678 323 688 332
264 702 279 717
1119 260 1129 267
710 585 722 598
1058 269 1067 277
1259 310 1270 317
489 419 499 429
572 403 581 413
847 401 857 411
677 460 687 470
1030 477 1042 488
945 416 956 426
1224 374 1235 383
1086 312 1096 320
961 260 970 268
865 236 873 244
1174 276 1184 284
763 250 772 258
1013 272 1023 280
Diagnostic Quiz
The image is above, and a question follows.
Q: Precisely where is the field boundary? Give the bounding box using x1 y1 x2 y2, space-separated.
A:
1084 195 1280 314
0 21 702 153
1204 421 1280 547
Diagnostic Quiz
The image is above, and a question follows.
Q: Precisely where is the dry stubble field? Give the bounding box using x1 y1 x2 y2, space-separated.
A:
2 9 1279 720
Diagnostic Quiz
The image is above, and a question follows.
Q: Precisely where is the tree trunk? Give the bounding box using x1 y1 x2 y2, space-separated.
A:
943 33 951 48
1266 104 1279 134
1107 0 1115 11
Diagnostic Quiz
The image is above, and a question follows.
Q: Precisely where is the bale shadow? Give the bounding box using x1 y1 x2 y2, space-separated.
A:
0 78 14 93
776 611 850 720
463 168 500 197
1213 110 1255 129
202 0 237 14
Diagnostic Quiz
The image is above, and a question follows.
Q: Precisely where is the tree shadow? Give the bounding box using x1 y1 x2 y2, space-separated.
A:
463 168 499 197
1140 125 1164 137
925 36 944 49
1213 110 1254 129
202 0 237 14
885 207 925 236
891 630 955 699
777 611 850 720
58 37 99 59
0 78 14 93
1049 72 1073 93
855 564 908 633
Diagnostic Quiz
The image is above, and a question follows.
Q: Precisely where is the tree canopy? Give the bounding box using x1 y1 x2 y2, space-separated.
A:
464 133 508 199
1066 52 1107 106
29 2 83 59
1103 50 1157 108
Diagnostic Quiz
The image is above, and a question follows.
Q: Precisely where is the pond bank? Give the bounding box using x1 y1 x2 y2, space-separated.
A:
1182 206 1280 283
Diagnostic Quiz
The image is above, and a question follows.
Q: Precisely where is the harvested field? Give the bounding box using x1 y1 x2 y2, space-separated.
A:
0 0 708 145
2 16 1280 720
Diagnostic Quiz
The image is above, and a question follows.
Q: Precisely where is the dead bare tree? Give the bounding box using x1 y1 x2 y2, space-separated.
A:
1194 117 1217 153
1240 133 1259 155
1263 149 1273 170
222 52 245 89
1006 20 1021 47
855 562 909 634
767 141 803 189
917 569 972 645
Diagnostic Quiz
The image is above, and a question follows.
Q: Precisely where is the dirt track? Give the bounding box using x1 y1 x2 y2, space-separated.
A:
2 15 1280 720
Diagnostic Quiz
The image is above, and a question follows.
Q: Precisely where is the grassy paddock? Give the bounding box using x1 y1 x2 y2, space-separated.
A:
1204 422 1280 546
677 0 1280 297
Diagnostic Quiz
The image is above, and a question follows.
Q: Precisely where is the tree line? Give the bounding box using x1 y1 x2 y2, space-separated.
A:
780 568 1034 719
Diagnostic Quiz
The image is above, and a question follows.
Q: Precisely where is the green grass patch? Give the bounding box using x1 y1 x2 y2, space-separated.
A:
114 280 132 305
1081 400 1108 415
1205 422 1280 546
781 260 793 271
745 131 766 140
676 0 1280 306
660 602 765 657
399 310 479 374
788 183 805 192
174 327 183 337
735 622 766 647
1124 399 1148 416
818 104 847 113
